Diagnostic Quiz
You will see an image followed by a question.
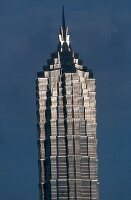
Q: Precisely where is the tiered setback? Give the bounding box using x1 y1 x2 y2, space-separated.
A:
36 69 99 200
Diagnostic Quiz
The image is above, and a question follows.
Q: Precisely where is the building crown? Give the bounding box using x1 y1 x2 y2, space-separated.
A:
37 7 93 77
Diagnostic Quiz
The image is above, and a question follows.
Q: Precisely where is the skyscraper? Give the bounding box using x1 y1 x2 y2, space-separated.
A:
36 7 99 200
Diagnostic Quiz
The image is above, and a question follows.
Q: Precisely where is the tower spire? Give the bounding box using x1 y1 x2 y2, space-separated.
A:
62 6 65 28
58 6 71 51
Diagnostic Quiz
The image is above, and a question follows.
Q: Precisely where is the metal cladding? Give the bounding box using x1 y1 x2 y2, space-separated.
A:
36 8 99 200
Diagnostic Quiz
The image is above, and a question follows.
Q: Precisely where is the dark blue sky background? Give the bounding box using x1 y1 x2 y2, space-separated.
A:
0 0 131 199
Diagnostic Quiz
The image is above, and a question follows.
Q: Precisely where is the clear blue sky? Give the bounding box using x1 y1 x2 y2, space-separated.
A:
0 0 131 199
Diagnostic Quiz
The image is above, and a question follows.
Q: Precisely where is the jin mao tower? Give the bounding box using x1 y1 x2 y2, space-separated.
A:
36 8 99 200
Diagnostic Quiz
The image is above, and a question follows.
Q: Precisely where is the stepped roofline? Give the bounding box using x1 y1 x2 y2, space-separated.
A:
37 7 93 77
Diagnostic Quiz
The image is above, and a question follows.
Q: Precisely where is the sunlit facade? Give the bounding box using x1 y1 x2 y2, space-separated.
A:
36 8 99 200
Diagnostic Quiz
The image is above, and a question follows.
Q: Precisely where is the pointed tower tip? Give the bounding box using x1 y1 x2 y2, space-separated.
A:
62 5 65 28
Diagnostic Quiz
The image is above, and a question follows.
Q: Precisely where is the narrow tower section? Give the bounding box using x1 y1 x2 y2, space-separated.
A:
36 8 99 200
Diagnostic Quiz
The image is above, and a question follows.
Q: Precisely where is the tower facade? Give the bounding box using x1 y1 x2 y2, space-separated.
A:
36 8 99 200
